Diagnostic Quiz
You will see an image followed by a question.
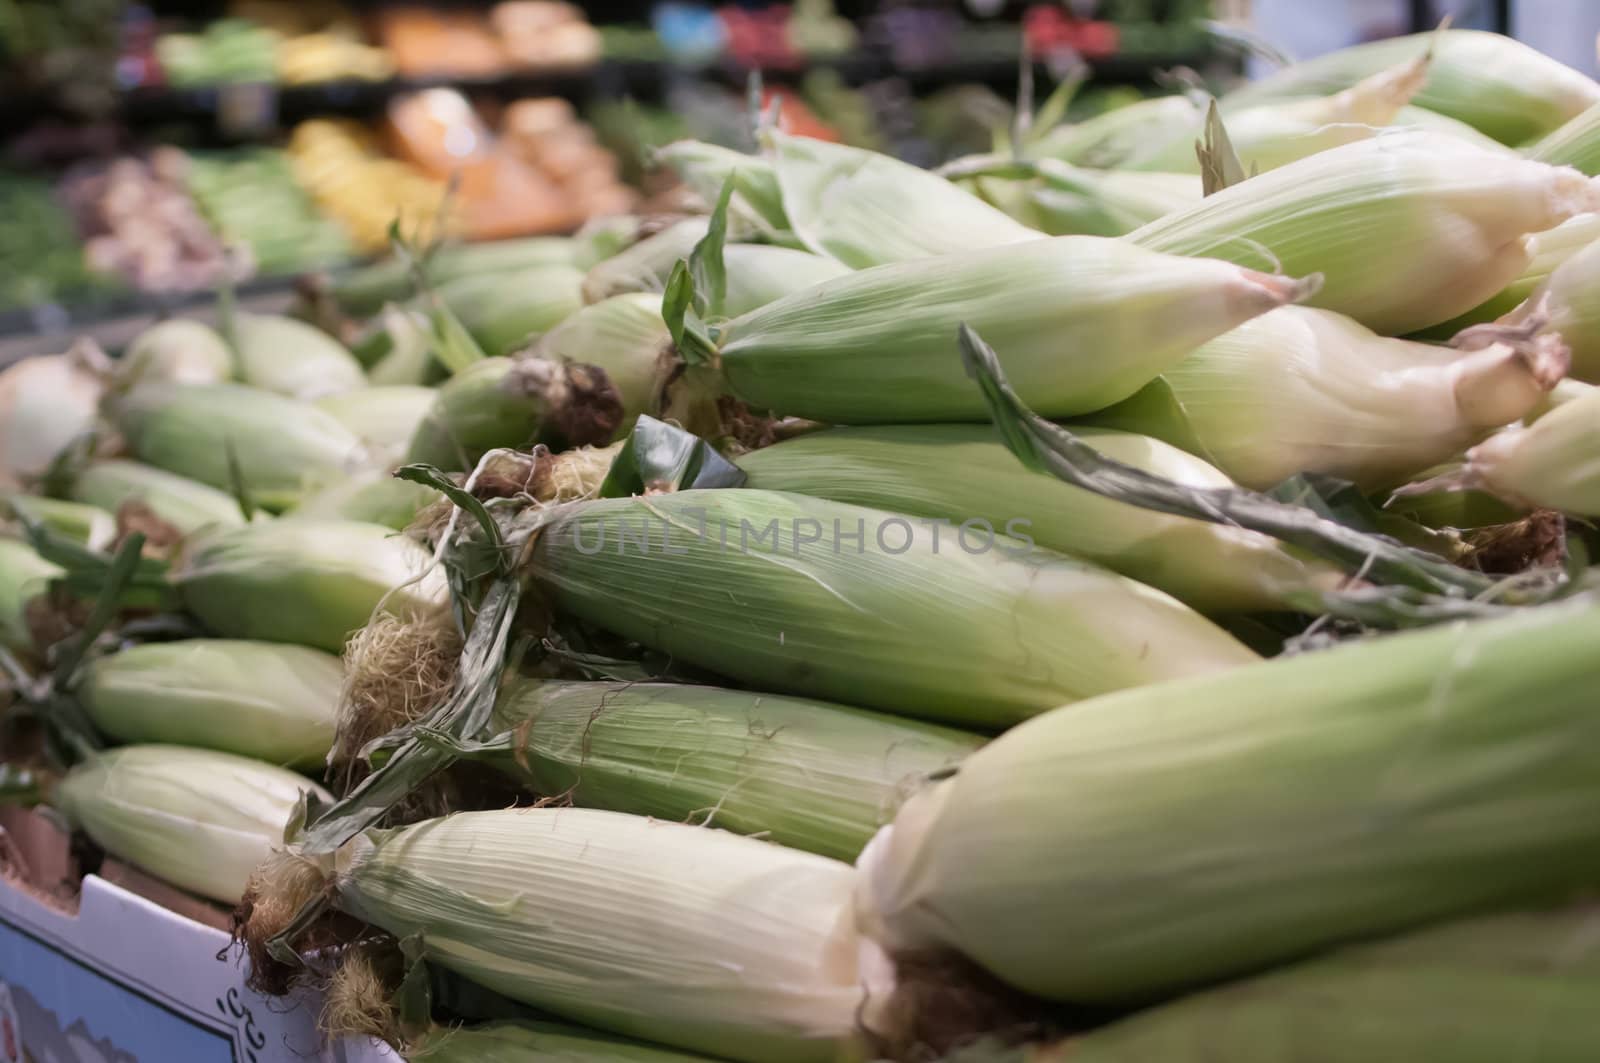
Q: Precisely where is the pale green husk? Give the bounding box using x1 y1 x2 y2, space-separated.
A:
173 519 447 653
1529 99 1600 175
315 386 438 461
1221 29 1600 145
965 163 1200 238
855 597 1600 1005
1 493 114 550
1460 383 1600 515
488 678 983 860
68 459 247 535
654 139 788 233
115 319 233 392
527 293 670 427
1089 306 1564 490
526 490 1256 727
582 219 709 303
0 537 60 654
231 312 366 400
115 384 372 511
715 236 1308 423
716 245 851 317
1031 95 1204 169
1068 906 1600 1062
403 357 581 472
1418 212 1600 337
767 130 1040 267
287 473 440 531
433 264 585 356
409 1020 716 1062
79 639 342 768
330 236 579 317
55 744 328 904
337 808 886 1063
736 424 1340 612
1128 129 1600 335
1499 233 1600 382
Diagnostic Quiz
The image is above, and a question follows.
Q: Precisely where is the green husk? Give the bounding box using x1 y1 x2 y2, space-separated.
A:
1088 306 1568 491
953 158 1199 237
68 459 247 535
55 744 328 904
1 493 115 550
524 489 1256 728
715 245 851 317
173 519 448 653
736 424 1342 613
582 219 709 304
766 130 1039 268
330 237 579 317
855 597 1600 1006
327 808 885 1063
231 312 366 400
1220 29 1600 145
433 265 585 356
1065 905 1600 1062
115 384 372 512
654 140 789 234
1529 99 1600 174
287 473 441 531
316 386 438 462
1128 129 1600 335
486 678 983 860
114 319 233 393
0 537 61 654
1492 233 1600 382
79 639 342 768
1031 95 1204 169
712 236 1311 423
408 1020 718 1062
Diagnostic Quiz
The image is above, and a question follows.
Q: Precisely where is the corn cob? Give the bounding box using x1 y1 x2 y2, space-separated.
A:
582 218 709 304
958 160 1199 237
55 744 327 904
287 473 439 531
1128 129 1600 336
488 678 983 860
654 139 788 234
79 639 341 768
329 236 579 317
1032 95 1203 169
1487 234 1600 382
67 459 246 535
1221 29 1600 145
314 385 438 463
1088 306 1568 491
1 493 114 550
525 490 1256 727
172 519 447 653
432 264 585 356
525 293 671 430
715 245 853 317
736 424 1342 612
115 319 233 392
712 236 1311 423
854 596 1600 1005
1065 906 1600 1062
767 130 1040 267
408 1020 718 1063
1446 382 1600 516
230 312 365 400
114 384 372 511
0 537 60 655
1529 99 1600 174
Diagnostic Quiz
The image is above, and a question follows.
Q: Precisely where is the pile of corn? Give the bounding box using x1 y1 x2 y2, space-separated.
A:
6 27 1600 1063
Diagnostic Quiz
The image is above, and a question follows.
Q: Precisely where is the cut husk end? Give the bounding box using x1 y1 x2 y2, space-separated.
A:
870 949 1061 1063
504 357 626 449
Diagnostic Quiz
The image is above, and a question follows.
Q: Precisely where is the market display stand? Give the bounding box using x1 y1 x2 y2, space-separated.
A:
0 807 395 1063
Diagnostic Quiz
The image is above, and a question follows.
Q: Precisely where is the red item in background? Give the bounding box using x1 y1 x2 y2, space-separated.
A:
720 5 801 70
760 86 840 141
1023 7 1119 59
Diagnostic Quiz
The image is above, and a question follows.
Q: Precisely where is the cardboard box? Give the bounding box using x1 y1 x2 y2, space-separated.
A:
0 808 397 1063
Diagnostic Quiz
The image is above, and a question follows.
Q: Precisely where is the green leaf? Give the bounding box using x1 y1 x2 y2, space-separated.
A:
598 415 746 498
956 323 1561 626
393 464 504 565
1028 72 1085 145
223 438 258 522
662 260 718 367
688 176 735 320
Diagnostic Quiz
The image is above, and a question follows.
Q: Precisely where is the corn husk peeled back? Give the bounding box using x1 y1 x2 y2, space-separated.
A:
1128 130 1600 336
78 639 343 768
1065 905 1600 1063
325 808 889 1063
488 678 984 860
525 490 1256 728
1089 306 1570 491
713 236 1314 424
55 744 328 905
736 424 1343 612
855 598 1600 1008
